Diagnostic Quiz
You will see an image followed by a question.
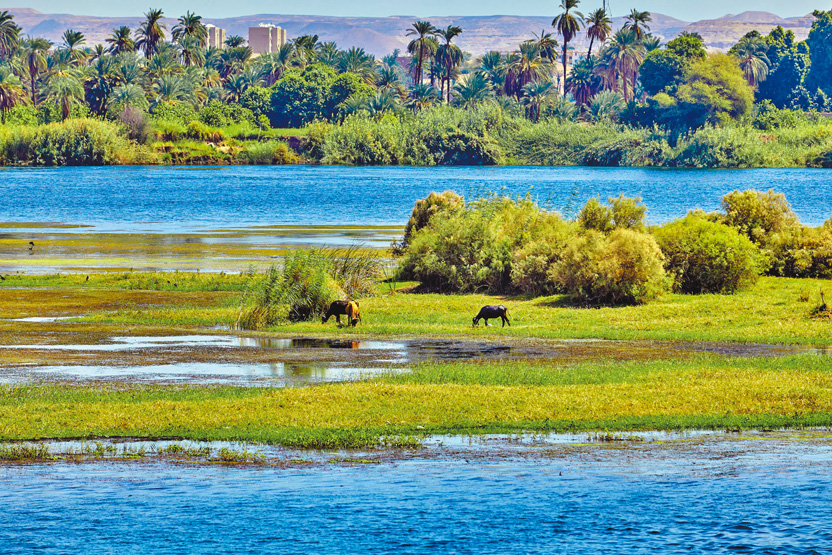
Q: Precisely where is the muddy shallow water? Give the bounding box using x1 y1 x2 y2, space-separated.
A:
2 334 831 386
2 431 832 554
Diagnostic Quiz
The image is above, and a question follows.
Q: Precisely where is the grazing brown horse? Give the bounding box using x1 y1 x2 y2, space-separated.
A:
472 305 510 327
322 300 362 327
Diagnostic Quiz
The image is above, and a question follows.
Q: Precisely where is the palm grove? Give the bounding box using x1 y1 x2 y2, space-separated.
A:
2 3 832 166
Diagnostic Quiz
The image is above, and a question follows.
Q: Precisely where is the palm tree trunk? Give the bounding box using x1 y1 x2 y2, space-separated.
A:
417 43 424 85
588 37 595 59
562 43 568 96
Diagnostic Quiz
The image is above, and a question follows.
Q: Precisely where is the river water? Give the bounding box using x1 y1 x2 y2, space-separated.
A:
2 432 832 554
2 166 832 231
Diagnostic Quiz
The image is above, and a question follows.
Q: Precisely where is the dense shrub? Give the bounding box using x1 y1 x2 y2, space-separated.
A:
398 196 554 293
198 100 256 127
3 105 38 126
510 216 573 296
399 190 465 251
240 141 299 165
721 189 798 242
0 118 149 166
237 250 344 329
578 195 647 232
185 121 225 142
765 226 832 278
239 87 272 120
653 214 764 293
549 229 667 304
151 102 197 126
118 107 152 144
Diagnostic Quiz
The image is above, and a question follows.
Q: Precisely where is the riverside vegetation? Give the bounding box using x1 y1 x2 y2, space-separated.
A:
3 7 832 166
4 190 832 450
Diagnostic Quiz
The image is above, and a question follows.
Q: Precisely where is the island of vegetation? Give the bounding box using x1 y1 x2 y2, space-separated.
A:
3 188 832 455
2 3 832 167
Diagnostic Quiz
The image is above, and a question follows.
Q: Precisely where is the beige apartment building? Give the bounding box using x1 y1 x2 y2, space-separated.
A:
248 25 287 55
206 24 226 49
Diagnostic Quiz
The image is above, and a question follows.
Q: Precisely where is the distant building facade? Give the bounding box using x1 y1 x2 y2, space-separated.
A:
206 24 226 49
249 25 287 55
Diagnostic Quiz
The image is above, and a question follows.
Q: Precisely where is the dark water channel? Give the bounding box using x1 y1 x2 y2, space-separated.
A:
2 431 832 554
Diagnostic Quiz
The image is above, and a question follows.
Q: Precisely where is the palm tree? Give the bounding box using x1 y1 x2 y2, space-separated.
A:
0 68 26 112
172 11 207 48
566 56 600 108
337 47 377 85
152 73 195 107
642 35 662 53
223 72 251 102
257 44 295 85
316 42 340 67
453 73 494 108
22 37 51 106
406 21 437 86
0 11 20 60
504 42 553 98
85 54 118 114
178 35 206 67
135 8 167 59
623 10 652 41
107 27 135 54
476 51 506 91
366 89 399 116
522 80 555 122
225 36 245 48
598 28 646 102
585 8 611 58
528 29 559 63
732 35 770 88
436 25 463 103
291 35 319 66
109 83 149 114
61 30 87 65
552 0 584 96
406 83 440 111
44 72 84 119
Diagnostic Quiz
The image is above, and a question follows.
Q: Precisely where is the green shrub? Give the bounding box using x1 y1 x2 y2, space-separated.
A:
3 105 38 126
199 100 256 127
185 121 225 142
766 226 832 278
398 190 465 252
721 189 798 243
237 250 344 329
398 196 550 293
151 102 197 126
510 215 573 296
240 87 272 120
653 214 764 293
241 141 299 165
578 195 646 232
549 229 667 304
0 118 150 166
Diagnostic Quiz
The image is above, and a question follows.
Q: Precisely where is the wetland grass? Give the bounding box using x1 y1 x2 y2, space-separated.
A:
2 354 832 446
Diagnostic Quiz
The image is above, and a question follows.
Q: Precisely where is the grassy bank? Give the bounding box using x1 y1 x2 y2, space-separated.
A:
2 354 831 447
2 275 823 345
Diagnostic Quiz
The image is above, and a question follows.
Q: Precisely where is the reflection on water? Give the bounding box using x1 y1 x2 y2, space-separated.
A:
2 431 832 554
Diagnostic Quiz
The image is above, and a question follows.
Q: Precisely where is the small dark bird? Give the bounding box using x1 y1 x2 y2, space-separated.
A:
85 276 89 282
0 275 5 280
27 241 34 251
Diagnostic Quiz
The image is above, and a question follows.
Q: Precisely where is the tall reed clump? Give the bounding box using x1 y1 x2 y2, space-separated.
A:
236 247 383 329
0 118 152 166
241 141 299 165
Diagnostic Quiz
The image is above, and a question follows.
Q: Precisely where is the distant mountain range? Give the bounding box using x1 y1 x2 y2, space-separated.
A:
2 8 817 56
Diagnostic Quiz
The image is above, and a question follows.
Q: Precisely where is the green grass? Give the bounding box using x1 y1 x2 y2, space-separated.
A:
2 354 832 446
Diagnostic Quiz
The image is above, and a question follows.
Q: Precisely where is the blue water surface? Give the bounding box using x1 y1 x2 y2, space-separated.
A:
2 166 832 231
2 452 831 554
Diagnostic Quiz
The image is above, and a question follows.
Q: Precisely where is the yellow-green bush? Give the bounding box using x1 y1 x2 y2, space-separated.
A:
550 229 667 304
241 141 299 165
653 214 765 293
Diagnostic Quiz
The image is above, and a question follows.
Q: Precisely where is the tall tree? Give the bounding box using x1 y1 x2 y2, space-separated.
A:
0 11 20 60
61 29 87 65
406 21 437 86
730 35 770 88
552 0 584 96
598 28 646 102
44 72 84 119
436 25 463 103
0 68 26 112
585 8 611 58
504 42 553 98
135 8 167 59
107 27 135 54
22 37 51 106
624 10 652 41
172 11 207 48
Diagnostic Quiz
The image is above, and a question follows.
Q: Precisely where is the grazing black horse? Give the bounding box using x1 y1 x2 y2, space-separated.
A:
472 305 510 327
322 300 361 327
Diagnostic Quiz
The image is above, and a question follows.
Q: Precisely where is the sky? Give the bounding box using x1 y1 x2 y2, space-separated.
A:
17 0 832 21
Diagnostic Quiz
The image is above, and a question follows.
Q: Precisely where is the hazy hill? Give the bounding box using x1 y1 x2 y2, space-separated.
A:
0 8 816 56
